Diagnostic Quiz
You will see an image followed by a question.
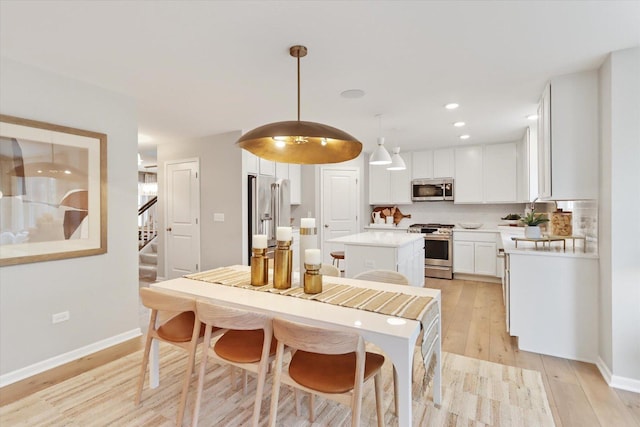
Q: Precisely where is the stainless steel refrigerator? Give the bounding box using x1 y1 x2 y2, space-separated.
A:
247 174 291 264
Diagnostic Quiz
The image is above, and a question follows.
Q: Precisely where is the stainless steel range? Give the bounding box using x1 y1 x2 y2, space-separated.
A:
408 223 455 279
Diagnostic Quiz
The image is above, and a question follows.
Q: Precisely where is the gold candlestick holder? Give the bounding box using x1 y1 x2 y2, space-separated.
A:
304 263 322 294
250 248 269 286
273 239 292 289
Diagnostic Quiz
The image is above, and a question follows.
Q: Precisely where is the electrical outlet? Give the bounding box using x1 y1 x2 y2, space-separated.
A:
364 260 375 268
52 311 70 324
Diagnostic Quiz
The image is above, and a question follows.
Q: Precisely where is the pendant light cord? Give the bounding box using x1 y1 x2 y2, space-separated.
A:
297 53 301 122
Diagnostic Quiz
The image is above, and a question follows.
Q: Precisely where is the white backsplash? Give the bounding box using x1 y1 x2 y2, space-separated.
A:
382 202 529 228
556 200 598 252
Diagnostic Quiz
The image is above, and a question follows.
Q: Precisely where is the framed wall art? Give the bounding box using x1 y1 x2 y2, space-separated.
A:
0 114 107 266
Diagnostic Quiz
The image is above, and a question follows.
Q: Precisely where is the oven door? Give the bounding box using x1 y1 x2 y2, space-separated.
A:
424 235 452 267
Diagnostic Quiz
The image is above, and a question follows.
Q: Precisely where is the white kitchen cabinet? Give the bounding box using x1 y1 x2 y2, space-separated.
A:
453 231 498 277
509 253 598 360
274 163 301 205
244 150 259 174
411 150 433 179
455 143 519 204
483 142 517 203
259 158 275 176
369 152 412 205
454 145 483 203
537 70 599 200
516 128 534 203
433 148 454 178
452 241 474 273
288 164 301 205
411 148 453 179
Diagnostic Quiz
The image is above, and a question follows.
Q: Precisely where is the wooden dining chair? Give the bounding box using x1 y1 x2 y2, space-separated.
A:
191 300 276 427
135 287 214 427
353 269 409 285
268 318 385 427
319 263 340 277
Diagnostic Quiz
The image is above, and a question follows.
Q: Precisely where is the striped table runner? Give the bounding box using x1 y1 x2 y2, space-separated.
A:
186 267 438 395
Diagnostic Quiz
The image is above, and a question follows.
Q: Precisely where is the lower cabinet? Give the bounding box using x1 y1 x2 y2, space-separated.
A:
453 231 498 277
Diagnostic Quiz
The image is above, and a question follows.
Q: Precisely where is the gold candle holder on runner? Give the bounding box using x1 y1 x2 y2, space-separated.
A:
250 248 269 286
303 263 322 294
274 239 292 289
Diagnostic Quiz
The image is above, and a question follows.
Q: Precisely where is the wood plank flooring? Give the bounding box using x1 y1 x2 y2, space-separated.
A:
426 277 640 427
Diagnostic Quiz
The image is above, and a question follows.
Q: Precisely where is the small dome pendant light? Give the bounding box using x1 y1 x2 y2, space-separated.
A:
369 115 392 165
236 45 362 164
387 146 406 171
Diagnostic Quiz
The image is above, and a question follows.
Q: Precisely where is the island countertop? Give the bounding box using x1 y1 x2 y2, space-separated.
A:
328 231 423 248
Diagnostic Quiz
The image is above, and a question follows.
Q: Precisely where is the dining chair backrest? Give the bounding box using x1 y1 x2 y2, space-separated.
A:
192 299 274 427
195 300 271 331
140 287 197 313
319 263 340 277
273 317 362 356
352 269 410 285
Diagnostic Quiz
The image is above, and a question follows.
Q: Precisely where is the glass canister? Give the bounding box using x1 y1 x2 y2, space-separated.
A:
550 209 573 236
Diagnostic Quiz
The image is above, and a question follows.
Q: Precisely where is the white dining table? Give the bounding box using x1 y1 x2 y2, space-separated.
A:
151 265 441 427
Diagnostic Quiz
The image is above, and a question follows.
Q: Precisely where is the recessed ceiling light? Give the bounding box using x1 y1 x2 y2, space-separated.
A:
459 134 470 140
527 114 539 120
453 121 466 127
445 103 459 110
340 89 365 99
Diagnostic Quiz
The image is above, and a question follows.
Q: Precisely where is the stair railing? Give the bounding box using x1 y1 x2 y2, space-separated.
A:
138 196 157 250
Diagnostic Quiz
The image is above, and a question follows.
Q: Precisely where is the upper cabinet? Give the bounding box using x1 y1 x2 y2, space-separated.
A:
411 148 454 179
454 142 519 204
454 145 484 203
369 152 412 205
537 70 599 200
244 151 301 204
433 148 455 178
275 162 301 205
484 142 517 203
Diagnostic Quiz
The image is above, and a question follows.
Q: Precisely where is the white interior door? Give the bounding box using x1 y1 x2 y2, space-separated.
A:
321 168 359 266
165 159 200 279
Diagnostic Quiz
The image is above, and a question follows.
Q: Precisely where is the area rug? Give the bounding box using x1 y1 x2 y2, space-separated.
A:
0 343 555 426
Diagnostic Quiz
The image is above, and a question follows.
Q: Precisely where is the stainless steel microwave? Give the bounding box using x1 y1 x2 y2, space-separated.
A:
411 178 454 201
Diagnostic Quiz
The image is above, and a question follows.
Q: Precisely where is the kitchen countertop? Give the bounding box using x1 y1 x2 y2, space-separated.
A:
453 225 598 258
364 224 409 230
328 231 423 247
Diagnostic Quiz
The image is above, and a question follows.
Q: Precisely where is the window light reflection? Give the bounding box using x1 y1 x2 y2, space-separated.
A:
387 317 406 326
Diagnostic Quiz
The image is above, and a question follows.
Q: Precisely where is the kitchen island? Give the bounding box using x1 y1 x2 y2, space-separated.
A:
328 232 425 286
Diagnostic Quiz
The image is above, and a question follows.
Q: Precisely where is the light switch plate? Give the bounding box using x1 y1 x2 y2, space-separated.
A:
213 213 225 222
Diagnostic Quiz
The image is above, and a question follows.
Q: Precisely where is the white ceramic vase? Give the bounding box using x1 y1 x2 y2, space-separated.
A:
524 225 542 239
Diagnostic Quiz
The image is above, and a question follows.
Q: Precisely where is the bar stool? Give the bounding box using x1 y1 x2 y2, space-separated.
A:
330 251 344 272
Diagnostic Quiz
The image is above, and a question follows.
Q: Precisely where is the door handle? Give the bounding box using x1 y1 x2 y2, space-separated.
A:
324 224 329 228
166 227 172 232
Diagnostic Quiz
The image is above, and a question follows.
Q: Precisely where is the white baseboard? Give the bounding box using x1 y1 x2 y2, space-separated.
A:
0 328 142 388
596 356 640 393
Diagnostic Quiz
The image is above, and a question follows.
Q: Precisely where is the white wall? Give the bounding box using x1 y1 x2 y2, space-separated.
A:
156 131 243 276
598 47 640 390
0 58 139 380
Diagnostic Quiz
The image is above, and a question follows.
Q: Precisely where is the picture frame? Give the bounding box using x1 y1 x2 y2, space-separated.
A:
0 114 107 266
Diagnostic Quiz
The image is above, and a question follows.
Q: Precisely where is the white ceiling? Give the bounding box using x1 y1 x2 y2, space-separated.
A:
1 1 639 159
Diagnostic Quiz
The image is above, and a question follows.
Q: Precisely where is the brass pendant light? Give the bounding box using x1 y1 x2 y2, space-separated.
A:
236 45 363 164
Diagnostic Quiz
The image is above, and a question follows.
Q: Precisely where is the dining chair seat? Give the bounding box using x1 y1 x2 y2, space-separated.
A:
214 329 278 363
156 311 208 342
289 350 384 394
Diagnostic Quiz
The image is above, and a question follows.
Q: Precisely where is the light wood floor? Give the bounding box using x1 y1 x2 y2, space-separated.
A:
425 277 640 427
